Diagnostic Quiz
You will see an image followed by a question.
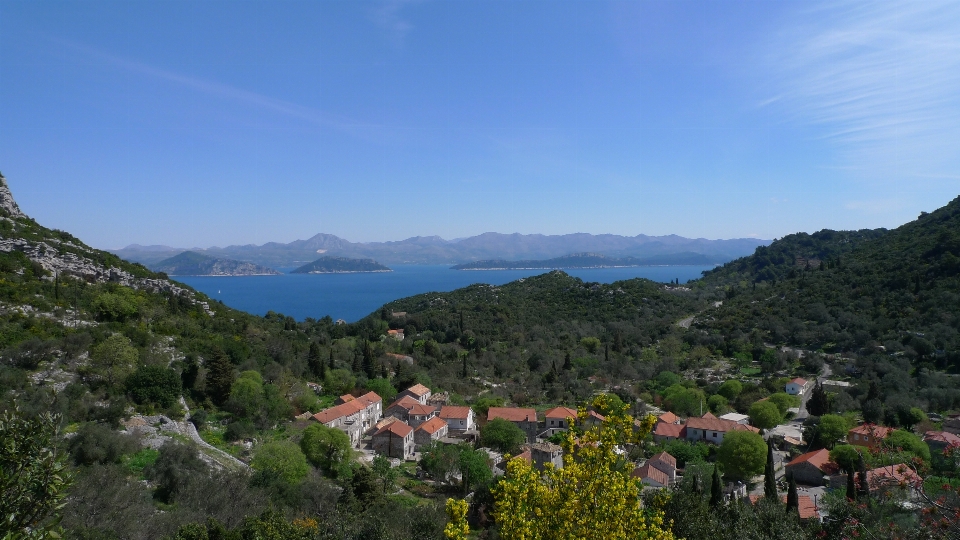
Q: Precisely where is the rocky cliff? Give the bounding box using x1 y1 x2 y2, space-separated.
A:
0 173 24 218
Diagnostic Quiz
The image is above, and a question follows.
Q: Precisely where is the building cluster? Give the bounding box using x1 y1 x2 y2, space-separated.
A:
652 411 761 444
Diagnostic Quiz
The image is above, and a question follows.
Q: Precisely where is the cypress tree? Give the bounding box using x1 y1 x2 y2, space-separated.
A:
786 473 799 514
710 465 723 508
563 351 572 371
462 352 468 378
857 454 869 499
205 347 235 406
807 381 830 417
328 348 335 371
307 342 325 380
362 342 376 378
691 473 701 496
764 439 778 500
846 468 857 501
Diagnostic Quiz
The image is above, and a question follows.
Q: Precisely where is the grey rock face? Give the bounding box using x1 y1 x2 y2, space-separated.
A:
0 174 24 218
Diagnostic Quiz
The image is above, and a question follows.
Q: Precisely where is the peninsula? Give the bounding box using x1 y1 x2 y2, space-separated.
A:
152 251 281 276
451 251 712 270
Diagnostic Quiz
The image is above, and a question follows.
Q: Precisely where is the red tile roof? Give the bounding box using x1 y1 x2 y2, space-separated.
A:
685 416 754 433
488 407 538 423
416 416 448 435
748 494 819 520
405 383 431 397
924 431 960 445
849 424 895 439
790 378 808 386
632 463 669 486
357 391 382 406
544 406 578 420
388 395 421 411
439 405 472 419
657 411 679 424
588 410 606 422
653 422 685 439
867 465 921 490
409 403 437 417
701 412 718 420
787 448 832 471
375 420 413 438
649 451 677 469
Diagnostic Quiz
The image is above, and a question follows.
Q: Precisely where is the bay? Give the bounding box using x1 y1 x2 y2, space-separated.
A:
176 265 714 322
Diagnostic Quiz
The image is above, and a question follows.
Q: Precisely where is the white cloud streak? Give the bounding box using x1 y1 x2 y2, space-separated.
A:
765 1 960 183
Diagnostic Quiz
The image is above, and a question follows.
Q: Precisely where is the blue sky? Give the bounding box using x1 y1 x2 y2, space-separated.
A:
1 1 959 249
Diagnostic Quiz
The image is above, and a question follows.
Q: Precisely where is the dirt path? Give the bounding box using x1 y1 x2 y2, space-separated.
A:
179 397 248 471
677 315 695 328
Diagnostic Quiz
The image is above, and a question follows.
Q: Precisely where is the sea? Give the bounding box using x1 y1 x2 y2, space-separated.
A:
176 265 715 323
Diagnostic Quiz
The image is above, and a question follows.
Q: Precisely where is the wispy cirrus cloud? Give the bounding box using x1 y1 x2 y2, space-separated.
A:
764 1 960 183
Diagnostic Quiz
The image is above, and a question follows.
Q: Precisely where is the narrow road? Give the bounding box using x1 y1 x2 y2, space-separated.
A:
677 315 695 328
180 397 248 470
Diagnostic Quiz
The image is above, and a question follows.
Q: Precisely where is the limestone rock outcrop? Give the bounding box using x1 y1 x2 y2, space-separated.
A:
0 173 24 218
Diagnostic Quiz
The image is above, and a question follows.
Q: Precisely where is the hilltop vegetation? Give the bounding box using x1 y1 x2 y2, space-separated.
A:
450 251 713 270
152 251 281 276
291 256 391 274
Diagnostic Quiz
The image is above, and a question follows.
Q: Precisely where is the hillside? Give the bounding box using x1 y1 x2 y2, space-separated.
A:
290 256 391 274
152 251 281 276
451 251 713 270
112 231 768 267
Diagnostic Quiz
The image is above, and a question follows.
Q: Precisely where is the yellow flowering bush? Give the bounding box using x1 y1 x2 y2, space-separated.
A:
444 497 470 540
493 395 674 540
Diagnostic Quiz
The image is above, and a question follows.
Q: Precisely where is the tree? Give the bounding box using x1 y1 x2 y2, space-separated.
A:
763 440 777 500
458 445 492 495
0 406 72 538
365 378 397 403
226 372 265 420
300 423 352 477
444 498 470 540
125 365 182 409
493 396 674 539
324 369 356 397
884 430 931 462
717 380 742 401
252 441 309 484
707 395 729 414
420 441 461 483
814 414 851 449
717 431 766 482
371 455 398 495
786 473 799 514
307 342 326 380
563 351 572 371
710 463 723 508
807 381 830 417
205 347 235 406
830 444 863 475
88 333 139 387
481 418 526 454
748 401 782 430
766 393 800 416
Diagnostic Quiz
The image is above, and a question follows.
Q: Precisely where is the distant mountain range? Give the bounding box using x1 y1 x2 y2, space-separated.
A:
291 256 391 274
153 251 281 276
452 252 714 270
111 232 769 269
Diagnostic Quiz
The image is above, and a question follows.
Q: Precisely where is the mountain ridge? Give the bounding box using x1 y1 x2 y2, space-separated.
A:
152 251 282 276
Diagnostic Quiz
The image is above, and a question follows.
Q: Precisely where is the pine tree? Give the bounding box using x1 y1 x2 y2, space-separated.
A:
328 348 335 371
380 361 389 379
307 342 325 380
362 341 376 378
786 473 799 514
764 439 778 500
205 347 235 406
807 381 830 417
710 464 723 508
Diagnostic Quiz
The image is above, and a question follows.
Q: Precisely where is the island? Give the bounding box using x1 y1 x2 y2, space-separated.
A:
152 251 282 276
290 256 392 274
451 252 712 270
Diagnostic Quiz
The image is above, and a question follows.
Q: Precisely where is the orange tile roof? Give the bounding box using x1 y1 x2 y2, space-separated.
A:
632 463 669 486
588 410 606 422
849 424 895 438
544 406 578 420
488 407 537 423
339 394 356 403
787 449 832 471
649 451 677 469
405 383 431 397
357 391 382 405
796 495 819 520
312 391 381 424
514 449 532 463
416 416 448 435
409 403 437 416
388 395 421 411
653 423 685 439
657 411 679 424
439 405 472 419
375 420 413 437
867 465 921 490
925 431 960 445
701 412 718 419
685 416 752 433
790 378 808 386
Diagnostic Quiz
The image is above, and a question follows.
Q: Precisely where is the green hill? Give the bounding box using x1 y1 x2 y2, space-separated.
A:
153 251 281 276
450 251 713 270
290 256 391 273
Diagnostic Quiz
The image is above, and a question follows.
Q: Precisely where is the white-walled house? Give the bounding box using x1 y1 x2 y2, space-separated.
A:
785 378 808 396
439 405 475 432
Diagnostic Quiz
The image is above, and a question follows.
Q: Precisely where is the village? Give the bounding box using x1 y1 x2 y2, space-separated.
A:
303 374 957 524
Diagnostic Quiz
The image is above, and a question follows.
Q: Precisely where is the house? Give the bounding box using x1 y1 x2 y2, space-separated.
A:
719 413 750 425
653 422 685 444
544 406 578 429
386 352 414 365
685 413 759 444
748 494 820 521
439 405 476 433
657 411 681 425
648 452 677 483
821 380 851 393
585 410 606 427
414 416 449 449
632 463 670 488
311 391 383 447
866 465 921 499
488 407 539 442
398 383 432 405
785 448 834 486
387 329 404 341
785 378 808 396
529 442 564 470
847 424 895 450
924 430 960 453
385 395 422 422
407 403 438 428
372 420 415 460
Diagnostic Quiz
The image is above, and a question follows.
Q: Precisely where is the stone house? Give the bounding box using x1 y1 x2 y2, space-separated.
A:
398 383 432 405
414 416 449 449
632 463 669 488
544 406 578 430
311 391 383 447
488 407 539 442
785 448 834 486
407 403 438 428
529 442 563 470
372 420 415 460
647 452 677 483
684 413 759 445
847 424 894 450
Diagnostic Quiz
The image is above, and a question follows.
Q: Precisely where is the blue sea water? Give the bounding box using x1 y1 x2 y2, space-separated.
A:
176 265 714 323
